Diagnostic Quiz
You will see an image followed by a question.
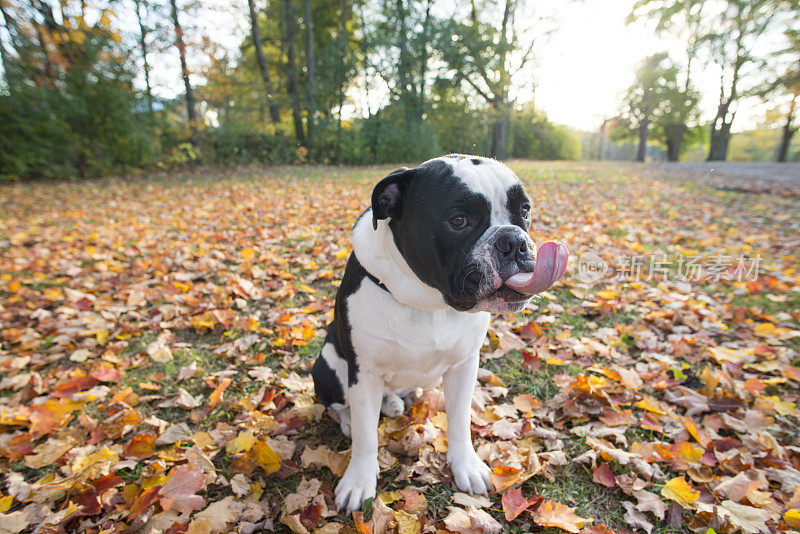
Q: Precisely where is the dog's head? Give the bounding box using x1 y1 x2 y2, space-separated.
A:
370 155 566 313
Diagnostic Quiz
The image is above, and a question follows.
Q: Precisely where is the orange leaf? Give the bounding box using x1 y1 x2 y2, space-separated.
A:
124 433 156 460
533 500 593 533
209 377 232 408
491 465 522 493
29 398 82 438
353 511 371 533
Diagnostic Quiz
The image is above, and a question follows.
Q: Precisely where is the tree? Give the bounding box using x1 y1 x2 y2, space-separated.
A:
630 0 787 161
169 0 199 145
619 53 676 161
282 0 305 145
0 0 154 178
704 0 777 161
133 0 155 118
771 26 800 162
247 0 281 124
304 0 315 147
438 0 540 160
629 0 705 160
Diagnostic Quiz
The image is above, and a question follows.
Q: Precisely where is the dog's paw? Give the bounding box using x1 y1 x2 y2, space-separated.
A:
381 392 405 418
338 409 352 438
449 449 493 495
335 458 379 513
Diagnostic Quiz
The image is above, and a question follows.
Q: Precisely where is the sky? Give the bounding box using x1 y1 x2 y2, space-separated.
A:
126 0 783 134
530 0 776 132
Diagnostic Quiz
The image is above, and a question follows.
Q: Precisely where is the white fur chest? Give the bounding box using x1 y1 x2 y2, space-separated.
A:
347 282 490 389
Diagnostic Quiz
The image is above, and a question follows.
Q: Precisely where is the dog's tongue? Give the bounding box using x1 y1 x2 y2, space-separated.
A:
504 241 569 295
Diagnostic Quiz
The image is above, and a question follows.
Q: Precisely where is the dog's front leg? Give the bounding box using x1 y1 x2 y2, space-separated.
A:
443 356 492 494
334 371 383 513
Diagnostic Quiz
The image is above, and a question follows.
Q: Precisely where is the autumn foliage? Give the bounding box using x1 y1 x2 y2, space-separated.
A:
0 162 799 533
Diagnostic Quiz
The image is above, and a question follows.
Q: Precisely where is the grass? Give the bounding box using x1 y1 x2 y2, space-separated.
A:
3 161 798 532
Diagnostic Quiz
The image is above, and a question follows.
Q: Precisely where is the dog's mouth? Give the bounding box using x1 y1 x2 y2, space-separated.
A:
503 241 569 295
490 285 529 303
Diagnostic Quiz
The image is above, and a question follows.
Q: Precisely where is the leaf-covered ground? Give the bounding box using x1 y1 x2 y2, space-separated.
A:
1 161 799 534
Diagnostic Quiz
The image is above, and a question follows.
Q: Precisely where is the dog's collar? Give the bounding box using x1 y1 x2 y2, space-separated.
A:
363 268 390 294
354 254 391 294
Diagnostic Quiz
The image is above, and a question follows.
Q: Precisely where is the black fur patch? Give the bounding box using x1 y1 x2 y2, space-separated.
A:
471 158 483 165
505 184 531 230
311 351 345 406
312 252 384 395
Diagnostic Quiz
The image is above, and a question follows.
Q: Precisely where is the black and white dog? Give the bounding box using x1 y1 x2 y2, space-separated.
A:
311 155 568 512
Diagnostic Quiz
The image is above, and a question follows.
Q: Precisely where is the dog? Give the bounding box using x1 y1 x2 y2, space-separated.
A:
311 155 568 512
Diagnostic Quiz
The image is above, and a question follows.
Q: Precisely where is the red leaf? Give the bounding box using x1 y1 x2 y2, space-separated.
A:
592 462 616 488
158 465 207 513
502 487 538 521
90 365 122 382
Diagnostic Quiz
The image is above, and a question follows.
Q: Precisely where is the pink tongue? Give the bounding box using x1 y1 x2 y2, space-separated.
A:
504 241 569 295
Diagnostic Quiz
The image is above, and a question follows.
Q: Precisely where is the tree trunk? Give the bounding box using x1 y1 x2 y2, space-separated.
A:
27 0 56 83
708 110 733 161
133 0 154 118
666 123 684 161
282 0 305 145
777 98 796 162
636 116 650 162
417 0 431 113
0 10 12 84
304 0 315 150
247 0 281 124
335 0 348 162
490 113 508 160
169 0 198 145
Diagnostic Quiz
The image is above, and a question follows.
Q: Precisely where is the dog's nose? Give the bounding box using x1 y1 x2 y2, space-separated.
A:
494 232 529 261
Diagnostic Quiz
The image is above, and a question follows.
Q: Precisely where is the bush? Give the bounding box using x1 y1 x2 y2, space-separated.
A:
510 107 581 160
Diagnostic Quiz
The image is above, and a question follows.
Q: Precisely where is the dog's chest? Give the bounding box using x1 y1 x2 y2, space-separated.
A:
347 283 490 388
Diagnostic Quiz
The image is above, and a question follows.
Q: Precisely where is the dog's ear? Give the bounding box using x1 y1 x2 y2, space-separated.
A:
371 167 414 229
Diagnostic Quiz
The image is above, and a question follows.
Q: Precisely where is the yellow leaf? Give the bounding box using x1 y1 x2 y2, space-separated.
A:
71 447 120 479
661 476 699 508
96 330 109 345
43 287 63 301
335 248 349 259
226 431 256 454
0 494 12 513
241 247 256 260
753 322 777 337
251 441 281 475
596 289 617 300
708 346 747 364
634 397 667 415
141 472 168 489
784 509 800 528
250 481 263 501
762 396 798 416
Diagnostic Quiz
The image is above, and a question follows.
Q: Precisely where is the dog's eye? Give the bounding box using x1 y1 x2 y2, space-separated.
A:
449 214 467 229
521 205 530 219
